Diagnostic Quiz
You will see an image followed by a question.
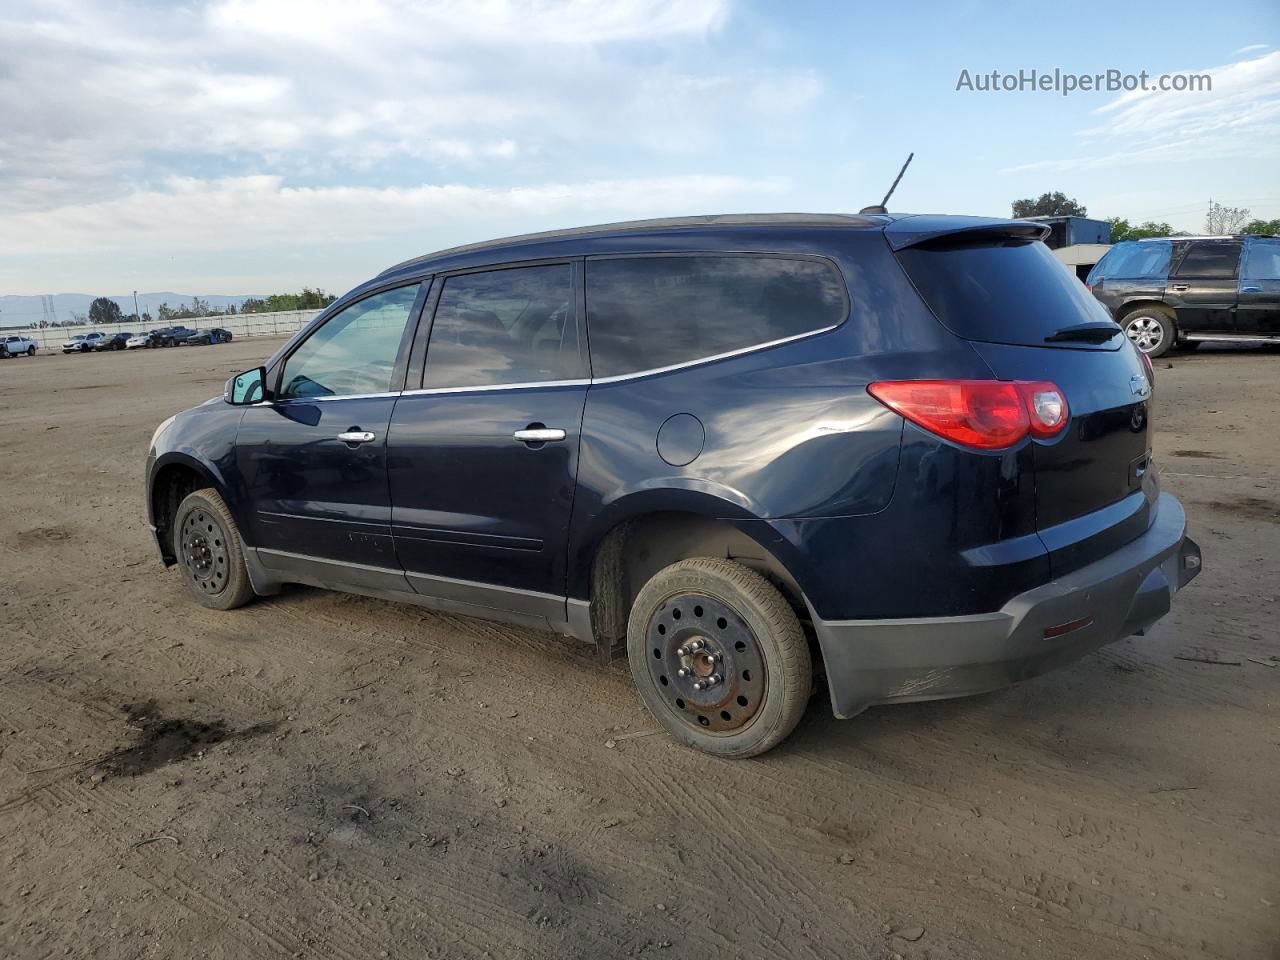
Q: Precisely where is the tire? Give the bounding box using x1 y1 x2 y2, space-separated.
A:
172 488 256 610
1121 305 1175 358
627 557 811 758
26 346 35 357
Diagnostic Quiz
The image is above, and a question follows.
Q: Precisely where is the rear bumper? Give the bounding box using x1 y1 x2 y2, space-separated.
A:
812 492 1201 719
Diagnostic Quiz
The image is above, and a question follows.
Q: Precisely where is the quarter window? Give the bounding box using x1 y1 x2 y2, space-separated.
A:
1173 241 1242 279
279 284 420 399
422 264 579 389
585 256 845 378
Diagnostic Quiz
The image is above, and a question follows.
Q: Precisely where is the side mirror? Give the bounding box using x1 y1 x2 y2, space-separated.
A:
226 366 266 405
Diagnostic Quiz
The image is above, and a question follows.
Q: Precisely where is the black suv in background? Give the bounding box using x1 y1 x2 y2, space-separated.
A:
1086 234 1280 356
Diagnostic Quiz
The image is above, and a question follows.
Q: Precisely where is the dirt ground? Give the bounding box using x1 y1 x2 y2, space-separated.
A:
0 338 1276 960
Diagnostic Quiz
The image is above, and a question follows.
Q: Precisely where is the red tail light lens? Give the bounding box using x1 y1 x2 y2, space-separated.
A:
868 380 1069 451
1137 346 1155 386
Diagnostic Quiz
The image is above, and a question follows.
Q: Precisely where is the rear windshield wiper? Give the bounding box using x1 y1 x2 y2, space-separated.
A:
1044 322 1121 344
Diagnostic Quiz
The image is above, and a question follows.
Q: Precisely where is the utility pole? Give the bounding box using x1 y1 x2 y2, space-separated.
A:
133 290 141 324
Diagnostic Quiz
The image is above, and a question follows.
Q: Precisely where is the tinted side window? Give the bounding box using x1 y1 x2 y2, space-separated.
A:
1092 240 1172 279
1242 239 1280 280
1173 241 1242 279
279 284 420 399
422 264 578 389
586 256 845 378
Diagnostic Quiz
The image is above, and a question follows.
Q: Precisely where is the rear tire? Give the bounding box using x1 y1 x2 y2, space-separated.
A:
1121 305 1175 358
627 557 811 758
172 488 256 610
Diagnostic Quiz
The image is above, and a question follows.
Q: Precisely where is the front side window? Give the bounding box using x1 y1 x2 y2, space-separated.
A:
279 284 420 399
1173 241 1242 279
585 255 846 378
1242 238 1280 281
422 264 578 389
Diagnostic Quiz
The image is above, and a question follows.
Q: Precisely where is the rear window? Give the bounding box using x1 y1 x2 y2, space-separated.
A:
585 255 846 378
896 239 1117 348
1091 240 1172 279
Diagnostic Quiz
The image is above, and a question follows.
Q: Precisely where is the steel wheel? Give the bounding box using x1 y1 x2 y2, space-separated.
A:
646 592 767 735
627 558 811 757
180 506 231 598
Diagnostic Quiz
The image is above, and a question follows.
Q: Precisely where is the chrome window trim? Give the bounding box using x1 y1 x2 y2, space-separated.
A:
258 323 836 402
401 378 590 397
588 324 840 384
273 391 402 404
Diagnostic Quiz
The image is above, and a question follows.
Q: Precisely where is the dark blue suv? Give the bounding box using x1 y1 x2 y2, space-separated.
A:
146 213 1201 757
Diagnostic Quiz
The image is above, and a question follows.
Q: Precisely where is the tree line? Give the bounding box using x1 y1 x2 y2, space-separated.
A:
1011 192 1279 242
61 289 340 327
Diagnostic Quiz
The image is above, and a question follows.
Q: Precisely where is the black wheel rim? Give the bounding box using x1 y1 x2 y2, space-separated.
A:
646 592 766 734
180 507 231 597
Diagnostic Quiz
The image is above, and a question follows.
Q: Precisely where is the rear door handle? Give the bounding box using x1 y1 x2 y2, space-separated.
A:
337 430 376 444
513 428 566 443
1170 284 1189 292
1241 285 1262 293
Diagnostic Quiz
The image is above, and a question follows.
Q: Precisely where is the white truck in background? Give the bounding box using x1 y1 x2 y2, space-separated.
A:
1 334 38 358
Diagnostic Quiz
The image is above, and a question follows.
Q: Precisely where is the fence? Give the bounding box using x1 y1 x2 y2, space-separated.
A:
18 309 323 351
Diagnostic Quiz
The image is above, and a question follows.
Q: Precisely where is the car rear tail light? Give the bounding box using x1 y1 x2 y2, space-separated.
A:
1137 346 1155 386
868 380 1069 451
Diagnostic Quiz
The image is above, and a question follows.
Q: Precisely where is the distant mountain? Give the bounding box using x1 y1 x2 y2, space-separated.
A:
0 292 265 328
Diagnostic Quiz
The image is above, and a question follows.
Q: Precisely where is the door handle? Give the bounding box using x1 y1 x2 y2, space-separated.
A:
1170 284 1189 292
337 430 376 444
513 428 566 443
1241 285 1262 293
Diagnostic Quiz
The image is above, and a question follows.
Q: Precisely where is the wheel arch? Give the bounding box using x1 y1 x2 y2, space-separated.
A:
148 452 230 565
572 489 811 658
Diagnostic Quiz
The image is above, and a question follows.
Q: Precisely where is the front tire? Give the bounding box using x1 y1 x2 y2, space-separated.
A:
1121 305 1176 358
627 558 811 758
173 488 256 610
26 346 35 356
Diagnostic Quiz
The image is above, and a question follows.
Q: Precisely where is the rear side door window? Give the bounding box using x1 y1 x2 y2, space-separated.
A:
1172 241 1242 279
421 264 581 389
585 255 846 378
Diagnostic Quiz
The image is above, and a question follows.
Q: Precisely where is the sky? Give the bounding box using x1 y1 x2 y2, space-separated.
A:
0 0 1277 298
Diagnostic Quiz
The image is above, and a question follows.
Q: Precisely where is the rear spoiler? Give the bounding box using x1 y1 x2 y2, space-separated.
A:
884 216 1051 251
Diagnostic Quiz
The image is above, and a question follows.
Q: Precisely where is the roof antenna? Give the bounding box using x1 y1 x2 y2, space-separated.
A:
859 152 913 215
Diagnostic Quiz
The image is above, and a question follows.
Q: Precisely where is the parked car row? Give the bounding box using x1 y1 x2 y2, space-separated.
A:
59 327 234 354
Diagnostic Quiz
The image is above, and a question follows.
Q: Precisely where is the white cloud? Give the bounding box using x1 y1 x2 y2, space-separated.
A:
0 0 836 290
1235 43 1270 54
0 0 797 213
1001 51 1280 174
0 173 790 256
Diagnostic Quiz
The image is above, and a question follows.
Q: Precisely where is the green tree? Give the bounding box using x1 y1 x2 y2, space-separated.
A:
1106 217 1175 243
89 297 123 325
1241 218 1280 235
1012 192 1087 218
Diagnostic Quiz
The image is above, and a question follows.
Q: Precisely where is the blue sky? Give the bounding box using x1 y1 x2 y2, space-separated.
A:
1 0 1276 297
